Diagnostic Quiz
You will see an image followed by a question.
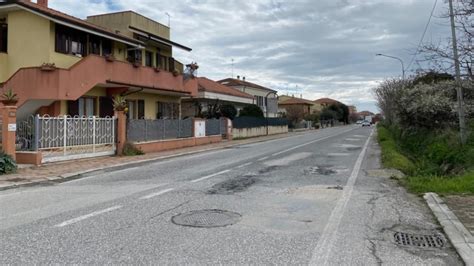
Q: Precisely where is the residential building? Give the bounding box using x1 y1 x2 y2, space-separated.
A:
0 0 197 120
278 95 321 114
218 77 278 117
313 98 344 110
348 105 357 115
181 77 254 118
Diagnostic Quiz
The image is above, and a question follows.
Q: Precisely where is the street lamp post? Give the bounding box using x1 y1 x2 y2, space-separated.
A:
376 53 405 80
265 91 278 135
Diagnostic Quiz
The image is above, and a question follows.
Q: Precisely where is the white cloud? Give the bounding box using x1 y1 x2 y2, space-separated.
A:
47 0 451 113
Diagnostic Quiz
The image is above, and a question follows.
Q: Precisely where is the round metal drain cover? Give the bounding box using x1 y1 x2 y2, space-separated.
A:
171 209 241 228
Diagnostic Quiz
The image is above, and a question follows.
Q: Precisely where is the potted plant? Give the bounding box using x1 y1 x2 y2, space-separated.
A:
172 69 180 77
133 61 141 68
1 88 18 106
105 54 115 62
40 63 56 71
112 95 127 111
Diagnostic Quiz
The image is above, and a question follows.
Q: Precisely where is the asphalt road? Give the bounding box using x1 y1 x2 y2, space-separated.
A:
0 125 462 265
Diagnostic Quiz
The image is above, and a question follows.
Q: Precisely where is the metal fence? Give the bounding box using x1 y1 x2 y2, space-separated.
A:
127 118 193 142
206 118 222 136
232 117 288 129
17 115 116 162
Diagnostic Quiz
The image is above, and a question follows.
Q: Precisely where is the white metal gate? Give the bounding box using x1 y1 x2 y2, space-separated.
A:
17 115 116 163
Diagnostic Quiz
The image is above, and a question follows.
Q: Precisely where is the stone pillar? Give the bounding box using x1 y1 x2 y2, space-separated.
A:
115 110 126 156
1 106 17 160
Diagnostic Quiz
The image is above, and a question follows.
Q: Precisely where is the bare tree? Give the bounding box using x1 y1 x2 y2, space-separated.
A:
420 0 473 80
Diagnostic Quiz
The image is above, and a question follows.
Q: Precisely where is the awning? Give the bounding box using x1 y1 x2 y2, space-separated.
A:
129 26 192 52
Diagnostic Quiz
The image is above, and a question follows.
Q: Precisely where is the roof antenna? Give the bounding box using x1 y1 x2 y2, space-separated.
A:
165 12 171 27
231 58 234 78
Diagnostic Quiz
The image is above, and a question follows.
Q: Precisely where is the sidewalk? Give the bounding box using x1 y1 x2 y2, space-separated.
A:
424 193 474 265
0 132 306 191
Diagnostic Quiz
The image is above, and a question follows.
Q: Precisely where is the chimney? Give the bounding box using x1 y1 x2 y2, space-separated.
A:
300 94 303 98
237 75 240 80
37 0 48 7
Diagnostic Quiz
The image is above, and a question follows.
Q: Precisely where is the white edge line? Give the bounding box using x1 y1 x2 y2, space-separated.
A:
54 205 122 227
190 170 231 183
257 156 269 161
309 128 374 265
139 188 175 200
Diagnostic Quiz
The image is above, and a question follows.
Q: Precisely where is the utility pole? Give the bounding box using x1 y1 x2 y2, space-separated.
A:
449 0 467 144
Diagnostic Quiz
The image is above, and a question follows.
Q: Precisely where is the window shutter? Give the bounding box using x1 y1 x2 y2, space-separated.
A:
138 100 145 119
169 57 175 72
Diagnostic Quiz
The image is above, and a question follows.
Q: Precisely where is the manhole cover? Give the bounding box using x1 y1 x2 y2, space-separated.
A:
172 209 241 228
393 232 445 248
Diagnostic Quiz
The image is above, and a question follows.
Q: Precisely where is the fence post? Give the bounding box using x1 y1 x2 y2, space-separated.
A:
178 119 181 138
33 115 39 151
92 116 96 153
144 119 148 142
226 118 233 140
1 105 17 160
63 115 67 155
163 119 166 139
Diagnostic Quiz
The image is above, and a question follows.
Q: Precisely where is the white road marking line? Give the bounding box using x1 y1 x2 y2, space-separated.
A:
309 129 374 265
54 205 122 227
190 170 231 183
139 188 175 200
257 156 269 161
272 128 354 156
236 162 252 168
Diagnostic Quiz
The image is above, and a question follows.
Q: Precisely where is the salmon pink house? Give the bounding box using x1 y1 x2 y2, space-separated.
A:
0 0 197 120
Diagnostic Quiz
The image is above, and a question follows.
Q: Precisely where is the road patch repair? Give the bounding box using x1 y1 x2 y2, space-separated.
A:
264 152 312 167
207 175 258 195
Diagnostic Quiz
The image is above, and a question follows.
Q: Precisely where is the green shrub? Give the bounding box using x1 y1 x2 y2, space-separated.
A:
377 125 416 175
123 143 145 156
239 104 264 118
220 104 237 120
0 152 17 175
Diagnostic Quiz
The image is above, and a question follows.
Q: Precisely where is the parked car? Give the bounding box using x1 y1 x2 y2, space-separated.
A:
356 120 363 124
361 121 371 127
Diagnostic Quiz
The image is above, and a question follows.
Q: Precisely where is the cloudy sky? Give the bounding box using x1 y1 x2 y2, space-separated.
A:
49 0 452 113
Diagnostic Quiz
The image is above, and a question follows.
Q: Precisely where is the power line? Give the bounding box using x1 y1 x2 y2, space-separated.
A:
406 0 438 71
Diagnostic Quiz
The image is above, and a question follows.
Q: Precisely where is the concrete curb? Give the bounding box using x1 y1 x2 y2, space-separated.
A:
424 192 474 265
0 131 307 191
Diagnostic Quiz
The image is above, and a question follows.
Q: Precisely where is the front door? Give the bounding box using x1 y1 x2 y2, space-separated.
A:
99 96 114 117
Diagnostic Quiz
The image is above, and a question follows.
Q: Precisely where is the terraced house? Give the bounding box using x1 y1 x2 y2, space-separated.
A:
0 0 197 120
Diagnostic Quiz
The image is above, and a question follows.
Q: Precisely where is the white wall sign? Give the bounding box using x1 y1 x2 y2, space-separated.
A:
8 124 16 132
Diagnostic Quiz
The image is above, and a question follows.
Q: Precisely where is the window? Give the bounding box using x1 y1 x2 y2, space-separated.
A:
55 24 86 56
67 97 96 117
127 47 142 64
145 51 153 67
89 35 101 55
156 52 162 69
127 100 145 119
256 96 264 107
0 23 7 53
102 39 112 56
156 102 178 119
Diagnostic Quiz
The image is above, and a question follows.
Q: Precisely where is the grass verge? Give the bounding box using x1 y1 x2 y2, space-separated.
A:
377 124 474 195
402 171 474 195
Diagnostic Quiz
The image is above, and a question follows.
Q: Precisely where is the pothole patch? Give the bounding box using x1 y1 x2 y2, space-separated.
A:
207 175 257 194
171 209 241 228
305 165 348 175
328 153 350 157
393 231 445 249
327 185 344 190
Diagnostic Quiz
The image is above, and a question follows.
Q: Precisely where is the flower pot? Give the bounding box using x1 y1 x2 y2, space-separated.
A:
1 100 18 106
105 55 115 62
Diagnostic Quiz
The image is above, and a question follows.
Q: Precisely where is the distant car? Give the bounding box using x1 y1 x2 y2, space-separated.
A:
361 121 371 127
356 120 363 124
